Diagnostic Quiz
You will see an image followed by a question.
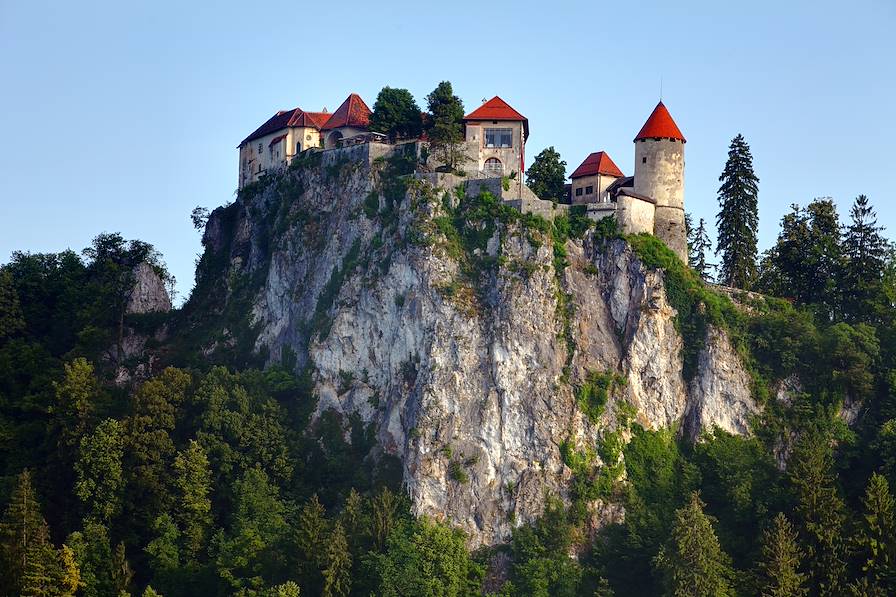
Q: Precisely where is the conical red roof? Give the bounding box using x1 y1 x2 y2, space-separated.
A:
322 93 371 130
570 151 624 179
634 101 685 142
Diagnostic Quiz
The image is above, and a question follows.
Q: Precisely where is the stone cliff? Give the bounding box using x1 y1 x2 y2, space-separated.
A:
194 144 756 546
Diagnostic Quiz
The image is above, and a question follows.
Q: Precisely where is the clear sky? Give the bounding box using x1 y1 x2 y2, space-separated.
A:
2 0 894 301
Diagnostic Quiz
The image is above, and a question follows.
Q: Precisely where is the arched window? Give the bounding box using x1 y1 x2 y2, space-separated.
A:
296 141 302 154
484 158 503 175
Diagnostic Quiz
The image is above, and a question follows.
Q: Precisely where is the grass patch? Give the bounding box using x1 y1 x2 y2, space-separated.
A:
576 370 627 424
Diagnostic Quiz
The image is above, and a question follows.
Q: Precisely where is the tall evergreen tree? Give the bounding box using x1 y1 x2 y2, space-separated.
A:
425 81 467 172
757 513 807 597
715 134 759 289
688 218 714 281
322 522 351 597
788 432 848 596
0 471 53 595
525 147 567 202
653 492 734 597
0 268 25 341
840 195 890 323
855 473 896 591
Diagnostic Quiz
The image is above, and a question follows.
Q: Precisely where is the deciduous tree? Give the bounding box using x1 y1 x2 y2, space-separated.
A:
369 87 422 141
525 147 567 202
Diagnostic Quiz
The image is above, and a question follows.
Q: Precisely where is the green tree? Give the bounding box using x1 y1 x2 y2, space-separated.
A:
369 87 422 141
266 581 301 596
688 217 714 281
757 513 807 597
53 357 99 449
124 368 191 536
425 81 467 172
67 519 116 597
173 440 213 561
653 492 734 597
75 418 125 523
840 195 890 323
20 537 68 597
788 432 848 596
296 493 327 575
0 471 56 595
855 473 896 590
525 147 567 202
0 269 25 341
371 517 483 597
323 522 351 597
212 467 290 594
715 134 759 289
145 513 180 577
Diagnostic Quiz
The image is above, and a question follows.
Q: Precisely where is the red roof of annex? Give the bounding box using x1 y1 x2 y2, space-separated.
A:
570 151 624 179
464 96 529 139
322 93 372 130
634 101 686 142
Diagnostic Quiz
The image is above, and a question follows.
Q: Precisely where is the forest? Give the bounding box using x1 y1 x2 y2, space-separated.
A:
2 130 896 597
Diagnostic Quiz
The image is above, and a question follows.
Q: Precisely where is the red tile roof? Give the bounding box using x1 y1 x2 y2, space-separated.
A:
570 151 624 179
634 101 686 142
322 93 371 130
240 108 301 146
269 134 287 146
302 111 331 128
464 96 529 139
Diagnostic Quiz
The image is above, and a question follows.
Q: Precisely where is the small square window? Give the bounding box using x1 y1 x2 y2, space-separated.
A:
642 157 647 164
585 186 594 195
575 187 583 196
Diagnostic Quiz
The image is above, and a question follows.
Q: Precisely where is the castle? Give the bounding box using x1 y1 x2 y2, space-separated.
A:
237 94 687 260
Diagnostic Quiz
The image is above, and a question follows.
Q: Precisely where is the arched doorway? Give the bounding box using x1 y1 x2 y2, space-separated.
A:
484 157 503 176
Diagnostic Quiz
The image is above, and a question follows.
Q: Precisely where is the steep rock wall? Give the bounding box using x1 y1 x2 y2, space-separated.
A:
200 146 756 546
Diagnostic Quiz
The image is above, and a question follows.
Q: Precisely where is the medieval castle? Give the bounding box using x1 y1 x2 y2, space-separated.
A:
238 93 687 260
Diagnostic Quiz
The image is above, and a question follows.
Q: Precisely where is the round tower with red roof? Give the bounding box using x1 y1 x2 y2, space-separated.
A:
633 101 687 261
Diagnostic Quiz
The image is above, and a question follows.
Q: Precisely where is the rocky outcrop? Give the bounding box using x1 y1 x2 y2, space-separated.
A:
198 145 756 546
127 262 172 314
685 327 758 439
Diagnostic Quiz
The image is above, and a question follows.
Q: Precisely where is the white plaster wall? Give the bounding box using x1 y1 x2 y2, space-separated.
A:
616 195 655 235
571 173 619 204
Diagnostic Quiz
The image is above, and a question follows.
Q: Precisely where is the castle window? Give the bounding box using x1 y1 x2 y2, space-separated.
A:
642 157 647 164
296 142 302 153
484 128 512 148
575 187 583 197
258 143 262 154
484 158 503 175
585 186 594 195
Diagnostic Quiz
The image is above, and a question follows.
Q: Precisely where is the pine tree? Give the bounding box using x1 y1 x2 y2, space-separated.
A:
840 195 890 323
525 147 567 202
20 537 64 597
0 470 51 595
788 433 848 596
296 494 327 568
425 81 467 172
688 218 714 281
653 492 734 597
173 440 212 561
855 473 896 590
757 513 807 597
715 134 759 289
323 522 351 597
371 487 397 551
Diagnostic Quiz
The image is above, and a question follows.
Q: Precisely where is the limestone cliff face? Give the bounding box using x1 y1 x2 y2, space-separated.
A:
200 145 755 546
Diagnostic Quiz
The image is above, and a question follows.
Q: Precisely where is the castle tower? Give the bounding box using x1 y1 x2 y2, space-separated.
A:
633 101 687 261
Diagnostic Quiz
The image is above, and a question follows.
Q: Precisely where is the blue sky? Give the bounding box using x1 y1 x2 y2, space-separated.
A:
2 0 894 301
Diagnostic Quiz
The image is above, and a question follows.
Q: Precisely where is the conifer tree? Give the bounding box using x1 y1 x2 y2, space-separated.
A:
173 440 213 561
525 147 567 202
688 217 714 281
840 195 890 323
757 513 807 597
653 492 734 597
788 433 848 596
0 470 51 595
715 134 759 289
20 537 65 597
855 473 896 590
425 81 467 172
0 268 25 340
296 494 327 569
323 522 351 597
